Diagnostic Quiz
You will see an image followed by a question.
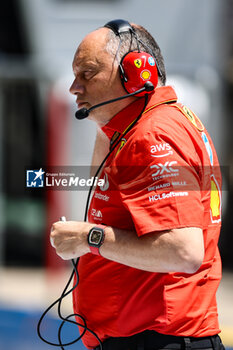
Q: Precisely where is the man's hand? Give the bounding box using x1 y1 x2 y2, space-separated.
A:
50 221 204 273
50 221 93 260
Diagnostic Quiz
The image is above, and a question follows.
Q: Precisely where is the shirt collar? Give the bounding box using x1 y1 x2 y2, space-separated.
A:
101 86 177 140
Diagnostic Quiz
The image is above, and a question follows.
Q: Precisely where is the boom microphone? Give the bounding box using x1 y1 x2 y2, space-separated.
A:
75 81 154 120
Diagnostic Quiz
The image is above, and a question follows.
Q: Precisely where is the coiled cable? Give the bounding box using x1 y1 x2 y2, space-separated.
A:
37 94 149 349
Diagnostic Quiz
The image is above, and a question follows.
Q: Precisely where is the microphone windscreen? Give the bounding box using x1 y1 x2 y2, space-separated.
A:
144 81 155 92
75 108 90 120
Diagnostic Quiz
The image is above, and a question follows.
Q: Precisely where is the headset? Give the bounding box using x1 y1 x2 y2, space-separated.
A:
38 19 161 350
75 19 162 119
104 19 162 96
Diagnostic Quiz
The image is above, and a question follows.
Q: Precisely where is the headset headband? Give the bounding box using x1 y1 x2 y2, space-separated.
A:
104 19 162 78
103 19 161 95
104 19 134 36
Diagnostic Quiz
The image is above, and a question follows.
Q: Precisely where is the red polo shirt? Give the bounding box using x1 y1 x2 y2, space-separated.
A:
73 86 222 349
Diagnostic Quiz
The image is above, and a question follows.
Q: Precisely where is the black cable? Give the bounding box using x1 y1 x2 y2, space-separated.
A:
37 93 149 349
136 37 163 77
84 93 149 221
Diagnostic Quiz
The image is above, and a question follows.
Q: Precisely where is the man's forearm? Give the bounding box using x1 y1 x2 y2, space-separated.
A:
51 221 204 274
100 226 204 274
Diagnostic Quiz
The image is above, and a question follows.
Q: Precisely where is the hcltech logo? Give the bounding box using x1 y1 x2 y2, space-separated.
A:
26 168 45 187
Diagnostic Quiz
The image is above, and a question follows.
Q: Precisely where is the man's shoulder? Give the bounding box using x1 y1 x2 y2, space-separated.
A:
133 102 184 139
115 104 182 163
134 101 206 140
116 101 206 166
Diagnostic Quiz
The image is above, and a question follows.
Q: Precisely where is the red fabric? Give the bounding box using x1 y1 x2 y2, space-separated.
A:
73 86 222 349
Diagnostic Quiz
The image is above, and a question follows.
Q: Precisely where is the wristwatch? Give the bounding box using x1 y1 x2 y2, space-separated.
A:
87 225 105 256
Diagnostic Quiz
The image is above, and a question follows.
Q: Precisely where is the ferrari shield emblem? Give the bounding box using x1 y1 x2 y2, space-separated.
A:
134 59 142 68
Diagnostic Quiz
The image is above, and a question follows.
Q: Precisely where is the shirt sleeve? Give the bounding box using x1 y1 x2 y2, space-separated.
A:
113 129 204 236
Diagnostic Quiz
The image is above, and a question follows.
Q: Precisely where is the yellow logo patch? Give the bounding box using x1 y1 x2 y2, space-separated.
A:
141 70 151 81
134 59 142 68
182 106 204 131
183 106 197 126
210 175 221 223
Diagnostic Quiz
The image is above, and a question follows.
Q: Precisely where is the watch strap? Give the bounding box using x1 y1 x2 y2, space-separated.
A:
88 224 106 256
89 245 101 256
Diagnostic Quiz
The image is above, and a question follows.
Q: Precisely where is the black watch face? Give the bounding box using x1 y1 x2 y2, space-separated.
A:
89 228 104 247
90 230 102 244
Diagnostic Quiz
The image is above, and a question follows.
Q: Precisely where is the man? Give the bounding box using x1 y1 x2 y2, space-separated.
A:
50 20 224 350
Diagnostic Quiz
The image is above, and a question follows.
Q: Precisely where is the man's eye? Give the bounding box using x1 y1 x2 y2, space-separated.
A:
83 71 94 79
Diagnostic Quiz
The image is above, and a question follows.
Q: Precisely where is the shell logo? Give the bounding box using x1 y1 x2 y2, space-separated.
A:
210 175 221 223
141 70 151 81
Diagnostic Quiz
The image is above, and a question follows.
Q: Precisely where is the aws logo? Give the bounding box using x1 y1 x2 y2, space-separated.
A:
150 143 173 158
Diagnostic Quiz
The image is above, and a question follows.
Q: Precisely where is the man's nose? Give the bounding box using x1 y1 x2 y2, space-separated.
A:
69 78 85 95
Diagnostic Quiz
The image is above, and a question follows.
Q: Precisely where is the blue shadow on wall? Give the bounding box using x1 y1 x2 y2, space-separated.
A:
0 306 87 350
0 306 232 350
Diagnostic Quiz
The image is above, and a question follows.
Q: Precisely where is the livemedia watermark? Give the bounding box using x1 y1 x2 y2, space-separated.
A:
26 167 104 190
25 165 231 191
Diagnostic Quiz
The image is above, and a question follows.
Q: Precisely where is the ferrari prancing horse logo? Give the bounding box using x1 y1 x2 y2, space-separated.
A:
134 59 142 68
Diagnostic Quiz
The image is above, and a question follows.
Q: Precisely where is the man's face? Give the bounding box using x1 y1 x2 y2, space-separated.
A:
70 28 135 125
